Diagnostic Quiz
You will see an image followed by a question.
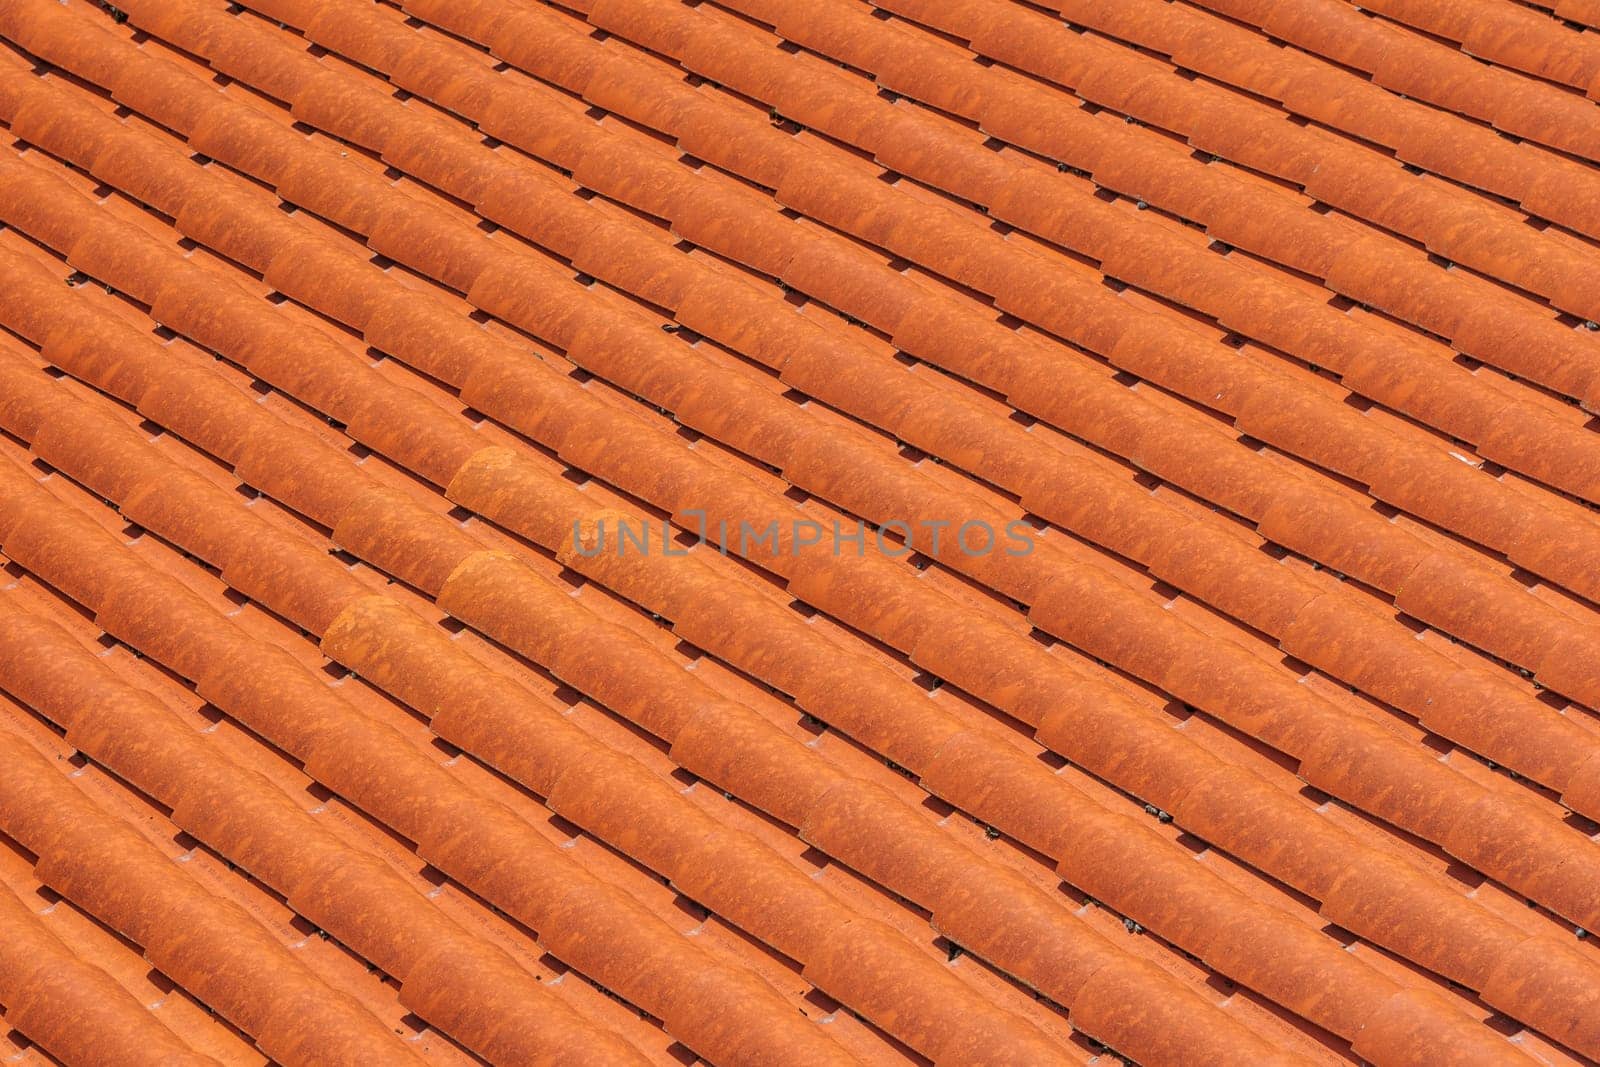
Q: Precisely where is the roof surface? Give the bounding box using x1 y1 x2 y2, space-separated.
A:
0 0 1598 1063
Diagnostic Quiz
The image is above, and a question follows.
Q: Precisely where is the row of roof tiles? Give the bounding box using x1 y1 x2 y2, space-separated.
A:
0 219 1128 1064
0 0 1587 1055
249 0 1600 1043
0 2 1222 1067
2 0 1598 1062
50 0 1600 934
219 0 1600 851
0 36 1273 1061
1538 0 1600 32
0 271 1512 1065
1247 0 1600 96
0 647 434 1067
1025 0 1600 237
0 465 733 1065
1062 0 1600 143
7 0 1587 944
131 0 1600 819
344 0 1600 559
0 628 462 1063
0 211 1271 1067
0 780 224 1067
877 0 1600 331
560 0 1600 691
0 98 1332 1061
578 0 1600 493
0 367 934 1067
0 394 866 1066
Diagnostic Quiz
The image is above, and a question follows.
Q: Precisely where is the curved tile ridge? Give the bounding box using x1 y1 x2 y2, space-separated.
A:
4 39 1600 1016
0 271 1320 1066
1298 0 1600 96
709 0 1600 401
0 359 1078 1065
75 0 1600 797
871 0 1600 336
0 588 661 1067
0 856 219 1067
206 0 1600 788
0 461 863 1067
0 123 1591 1067
1031 0 1600 239
0 668 423 1067
351 0 1600 542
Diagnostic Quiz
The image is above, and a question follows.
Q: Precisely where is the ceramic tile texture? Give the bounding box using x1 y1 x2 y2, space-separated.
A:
0 0 1598 1063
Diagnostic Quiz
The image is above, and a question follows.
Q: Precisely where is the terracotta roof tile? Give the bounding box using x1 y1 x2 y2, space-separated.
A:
1 0 1599 1062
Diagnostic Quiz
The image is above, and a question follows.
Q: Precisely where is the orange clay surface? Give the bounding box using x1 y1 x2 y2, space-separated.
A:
1 0 1600 1064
